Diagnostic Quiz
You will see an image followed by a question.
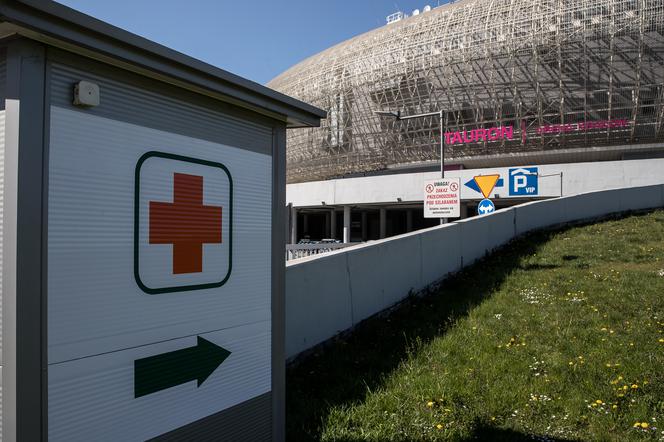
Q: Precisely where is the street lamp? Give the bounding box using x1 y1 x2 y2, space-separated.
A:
374 110 401 119
375 109 447 223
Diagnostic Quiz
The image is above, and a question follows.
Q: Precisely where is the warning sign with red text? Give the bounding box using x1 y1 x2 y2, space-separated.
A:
423 178 460 218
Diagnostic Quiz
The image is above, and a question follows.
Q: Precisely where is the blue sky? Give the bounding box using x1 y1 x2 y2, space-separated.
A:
58 0 447 85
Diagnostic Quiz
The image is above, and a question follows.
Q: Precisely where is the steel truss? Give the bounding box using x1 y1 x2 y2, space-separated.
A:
268 0 664 183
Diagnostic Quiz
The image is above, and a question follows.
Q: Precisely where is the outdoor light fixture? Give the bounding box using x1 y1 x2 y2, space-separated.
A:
374 110 401 119
375 108 448 224
524 171 564 197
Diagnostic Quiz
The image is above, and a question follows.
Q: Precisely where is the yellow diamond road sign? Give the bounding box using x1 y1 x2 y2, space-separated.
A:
473 174 501 198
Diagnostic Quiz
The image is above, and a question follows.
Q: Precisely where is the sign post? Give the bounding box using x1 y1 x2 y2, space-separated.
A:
423 178 461 219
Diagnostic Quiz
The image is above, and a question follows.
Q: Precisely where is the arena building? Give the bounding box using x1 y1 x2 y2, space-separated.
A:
268 0 664 244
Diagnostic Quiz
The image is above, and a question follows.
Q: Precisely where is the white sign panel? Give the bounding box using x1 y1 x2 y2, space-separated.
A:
423 178 460 218
135 152 232 293
47 106 272 440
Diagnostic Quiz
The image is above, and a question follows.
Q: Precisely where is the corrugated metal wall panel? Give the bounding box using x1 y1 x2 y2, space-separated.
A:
151 392 272 441
0 50 6 441
47 53 275 439
50 61 273 156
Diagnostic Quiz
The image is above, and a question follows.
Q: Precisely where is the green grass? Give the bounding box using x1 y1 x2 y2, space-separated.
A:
287 210 664 441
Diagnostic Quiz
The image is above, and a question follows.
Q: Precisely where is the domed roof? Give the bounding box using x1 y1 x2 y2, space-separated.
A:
269 0 664 183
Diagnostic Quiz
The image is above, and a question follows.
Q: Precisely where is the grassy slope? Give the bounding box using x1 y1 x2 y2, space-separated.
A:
287 210 664 441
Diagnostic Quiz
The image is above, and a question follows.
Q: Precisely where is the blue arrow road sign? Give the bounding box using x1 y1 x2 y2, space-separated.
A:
477 198 495 215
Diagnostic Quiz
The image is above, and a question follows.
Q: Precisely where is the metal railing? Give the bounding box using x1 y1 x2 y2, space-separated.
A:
286 243 359 261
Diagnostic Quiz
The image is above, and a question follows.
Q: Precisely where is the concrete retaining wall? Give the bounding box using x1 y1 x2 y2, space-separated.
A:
285 184 664 359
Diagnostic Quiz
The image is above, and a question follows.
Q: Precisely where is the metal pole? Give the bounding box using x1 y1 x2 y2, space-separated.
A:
440 110 445 179
440 110 446 225
375 109 450 224
343 205 351 243
560 171 563 197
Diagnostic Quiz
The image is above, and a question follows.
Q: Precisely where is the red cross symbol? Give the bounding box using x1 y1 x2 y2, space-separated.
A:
149 173 222 274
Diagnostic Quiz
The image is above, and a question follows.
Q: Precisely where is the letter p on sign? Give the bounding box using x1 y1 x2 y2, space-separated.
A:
509 167 539 196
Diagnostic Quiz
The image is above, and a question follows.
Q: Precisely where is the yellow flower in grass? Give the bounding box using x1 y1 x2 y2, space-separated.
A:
436 424 443 430
631 384 639 389
640 422 649 429
634 422 641 428
595 400 603 405
427 401 434 408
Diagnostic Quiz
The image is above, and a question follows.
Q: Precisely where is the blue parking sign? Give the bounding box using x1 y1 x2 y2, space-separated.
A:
509 167 538 196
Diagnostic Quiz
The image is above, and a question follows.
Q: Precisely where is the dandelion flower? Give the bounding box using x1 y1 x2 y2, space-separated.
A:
641 422 649 429
631 384 639 389
595 400 603 404
436 424 443 430
427 401 434 407
634 422 641 428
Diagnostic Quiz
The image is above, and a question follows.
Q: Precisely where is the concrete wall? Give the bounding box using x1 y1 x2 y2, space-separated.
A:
285 184 664 359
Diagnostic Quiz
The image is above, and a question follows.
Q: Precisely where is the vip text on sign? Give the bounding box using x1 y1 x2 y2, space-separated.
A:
424 178 461 218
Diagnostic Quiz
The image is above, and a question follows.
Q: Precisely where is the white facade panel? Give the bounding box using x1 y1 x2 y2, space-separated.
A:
287 158 664 208
48 322 270 441
47 106 272 438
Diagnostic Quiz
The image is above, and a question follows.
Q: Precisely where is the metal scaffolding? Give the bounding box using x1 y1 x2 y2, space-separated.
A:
268 0 664 184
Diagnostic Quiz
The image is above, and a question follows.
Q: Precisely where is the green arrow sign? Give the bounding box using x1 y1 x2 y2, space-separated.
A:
134 336 231 398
